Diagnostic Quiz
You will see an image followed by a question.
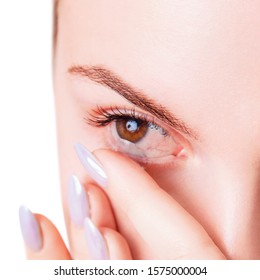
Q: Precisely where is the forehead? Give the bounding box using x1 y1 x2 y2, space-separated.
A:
58 0 260 83
57 0 260 133
58 1 260 57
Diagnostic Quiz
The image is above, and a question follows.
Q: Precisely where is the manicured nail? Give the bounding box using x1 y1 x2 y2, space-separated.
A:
84 218 108 260
74 143 107 187
68 175 90 227
19 206 42 252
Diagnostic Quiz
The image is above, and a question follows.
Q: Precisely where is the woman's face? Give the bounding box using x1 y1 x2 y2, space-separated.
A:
54 0 260 259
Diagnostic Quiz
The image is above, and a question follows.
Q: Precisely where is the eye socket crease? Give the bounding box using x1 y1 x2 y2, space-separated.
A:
68 64 199 140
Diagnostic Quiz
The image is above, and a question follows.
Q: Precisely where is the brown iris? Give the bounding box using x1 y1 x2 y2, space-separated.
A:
116 118 148 143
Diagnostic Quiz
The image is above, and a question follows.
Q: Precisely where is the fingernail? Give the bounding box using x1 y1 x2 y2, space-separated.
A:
74 143 107 187
19 206 42 252
68 175 90 227
84 218 108 260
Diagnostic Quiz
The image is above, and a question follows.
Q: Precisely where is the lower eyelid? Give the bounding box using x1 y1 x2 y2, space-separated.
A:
107 121 184 161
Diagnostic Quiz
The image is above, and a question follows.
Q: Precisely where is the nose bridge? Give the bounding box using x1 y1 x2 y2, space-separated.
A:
215 160 260 259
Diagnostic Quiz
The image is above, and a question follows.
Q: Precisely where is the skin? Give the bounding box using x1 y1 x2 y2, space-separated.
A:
24 0 260 259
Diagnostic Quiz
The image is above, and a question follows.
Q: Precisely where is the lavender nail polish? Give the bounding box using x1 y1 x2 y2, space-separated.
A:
74 143 107 187
84 218 108 260
19 206 42 251
68 175 89 227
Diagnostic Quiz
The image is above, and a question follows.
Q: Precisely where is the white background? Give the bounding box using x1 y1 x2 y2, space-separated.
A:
0 0 66 262
0 2 259 280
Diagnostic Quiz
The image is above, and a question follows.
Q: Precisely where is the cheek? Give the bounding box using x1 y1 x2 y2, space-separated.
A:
146 149 260 259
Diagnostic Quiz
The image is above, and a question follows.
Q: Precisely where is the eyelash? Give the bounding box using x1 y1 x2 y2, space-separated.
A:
85 105 169 136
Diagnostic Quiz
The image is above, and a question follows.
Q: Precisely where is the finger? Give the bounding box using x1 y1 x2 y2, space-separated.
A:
102 228 132 260
92 149 226 259
66 176 116 259
88 182 116 229
19 206 71 260
84 218 132 260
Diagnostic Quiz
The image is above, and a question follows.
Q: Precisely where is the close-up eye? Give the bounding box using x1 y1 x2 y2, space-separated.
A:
86 106 185 164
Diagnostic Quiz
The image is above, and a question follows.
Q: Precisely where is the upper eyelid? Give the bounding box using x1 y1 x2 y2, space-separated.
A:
85 105 170 134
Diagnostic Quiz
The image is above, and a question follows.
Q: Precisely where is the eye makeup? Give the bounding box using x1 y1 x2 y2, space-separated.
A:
86 105 169 137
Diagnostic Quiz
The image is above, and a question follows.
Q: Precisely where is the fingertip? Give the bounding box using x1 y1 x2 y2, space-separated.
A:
19 206 42 252
19 208 71 260
83 218 132 260
94 149 142 171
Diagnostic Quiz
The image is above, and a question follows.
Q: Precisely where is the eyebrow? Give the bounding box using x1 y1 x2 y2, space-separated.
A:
68 65 198 139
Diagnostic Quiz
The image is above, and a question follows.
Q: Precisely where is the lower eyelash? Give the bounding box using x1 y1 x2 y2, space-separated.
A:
85 105 169 137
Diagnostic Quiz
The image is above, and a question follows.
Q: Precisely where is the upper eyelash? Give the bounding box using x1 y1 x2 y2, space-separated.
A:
85 105 169 136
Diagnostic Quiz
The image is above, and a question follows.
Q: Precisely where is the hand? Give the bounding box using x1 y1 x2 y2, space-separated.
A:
73 144 226 259
19 179 131 259
19 143 226 259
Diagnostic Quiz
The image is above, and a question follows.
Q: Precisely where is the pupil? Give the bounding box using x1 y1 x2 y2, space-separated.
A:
126 119 138 132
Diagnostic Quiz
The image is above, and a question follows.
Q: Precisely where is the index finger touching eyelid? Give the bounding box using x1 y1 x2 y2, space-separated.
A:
74 143 145 190
88 148 225 259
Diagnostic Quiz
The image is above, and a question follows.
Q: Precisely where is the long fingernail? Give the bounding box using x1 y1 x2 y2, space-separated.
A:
19 206 42 252
68 175 90 227
84 218 108 260
74 143 107 188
